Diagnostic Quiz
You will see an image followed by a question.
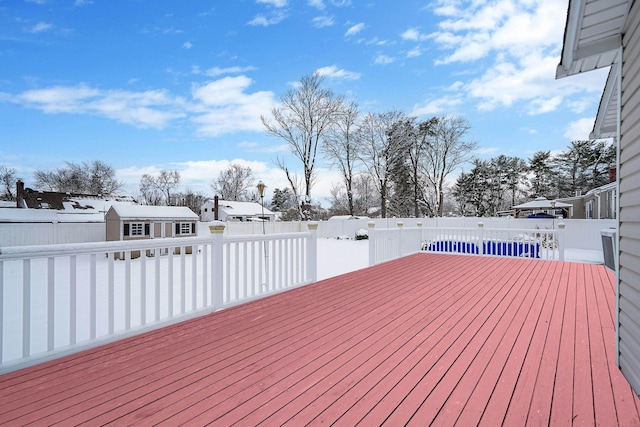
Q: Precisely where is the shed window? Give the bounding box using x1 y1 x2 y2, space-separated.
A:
130 222 144 236
179 222 192 235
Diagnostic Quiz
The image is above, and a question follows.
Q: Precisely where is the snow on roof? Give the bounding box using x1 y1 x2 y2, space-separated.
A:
108 204 198 220
0 207 105 223
213 200 275 216
512 197 573 209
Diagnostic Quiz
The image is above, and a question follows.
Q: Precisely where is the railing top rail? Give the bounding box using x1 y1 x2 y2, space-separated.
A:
0 231 314 260
225 232 312 243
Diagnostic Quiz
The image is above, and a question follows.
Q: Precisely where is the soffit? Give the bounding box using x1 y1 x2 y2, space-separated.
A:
556 0 631 79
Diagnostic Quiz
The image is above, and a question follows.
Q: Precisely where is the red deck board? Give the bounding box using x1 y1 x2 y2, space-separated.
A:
1 253 639 426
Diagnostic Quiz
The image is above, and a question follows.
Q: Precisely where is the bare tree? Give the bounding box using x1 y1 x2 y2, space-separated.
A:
0 165 17 201
33 160 123 195
139 170 180 206
322 100 361 216
211 163 254 201
262 73 344 218
356 109 407 218
422 116 476 216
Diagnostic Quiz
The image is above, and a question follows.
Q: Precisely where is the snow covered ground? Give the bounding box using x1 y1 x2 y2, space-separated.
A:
315 238 605 281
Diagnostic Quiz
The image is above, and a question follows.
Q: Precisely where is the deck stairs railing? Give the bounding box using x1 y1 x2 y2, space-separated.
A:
0 222 318 373
368 221 565 266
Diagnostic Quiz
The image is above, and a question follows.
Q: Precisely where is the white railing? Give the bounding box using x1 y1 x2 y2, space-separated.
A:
368 221 565 266
0 222 318 372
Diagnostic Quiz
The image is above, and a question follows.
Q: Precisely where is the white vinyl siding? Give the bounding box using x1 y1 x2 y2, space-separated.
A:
618 0 640 396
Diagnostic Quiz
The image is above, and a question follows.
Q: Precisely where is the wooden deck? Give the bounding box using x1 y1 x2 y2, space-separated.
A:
1 253 639 426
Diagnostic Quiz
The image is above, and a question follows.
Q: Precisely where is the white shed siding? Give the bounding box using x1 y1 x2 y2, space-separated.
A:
618 0 640 395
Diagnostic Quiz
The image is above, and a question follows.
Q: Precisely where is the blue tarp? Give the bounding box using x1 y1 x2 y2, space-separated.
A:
424 240 540 258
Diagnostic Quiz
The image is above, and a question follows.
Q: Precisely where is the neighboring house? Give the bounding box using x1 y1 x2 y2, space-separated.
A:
557 182 618 219
200 198 275 222
557 0 640 394
105 204 198 258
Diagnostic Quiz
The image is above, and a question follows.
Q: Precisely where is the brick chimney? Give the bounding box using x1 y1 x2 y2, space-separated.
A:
16 179 25 208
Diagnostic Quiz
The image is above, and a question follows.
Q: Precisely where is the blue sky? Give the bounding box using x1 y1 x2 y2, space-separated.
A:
0 0 609 205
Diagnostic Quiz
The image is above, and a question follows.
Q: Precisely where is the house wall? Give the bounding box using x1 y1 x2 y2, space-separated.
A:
618 0 640 395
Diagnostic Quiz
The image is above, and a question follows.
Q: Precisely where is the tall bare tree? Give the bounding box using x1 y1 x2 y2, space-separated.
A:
322 100 360 216
356 109 407 218
262 73 344 219
422 116 476 216
139 170 180 206
211 163 254 201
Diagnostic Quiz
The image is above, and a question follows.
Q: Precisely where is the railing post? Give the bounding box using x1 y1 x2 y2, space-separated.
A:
368 221 376 266
477 222 485 255
397 221 404 258
557 222 565 261
307 222 318 283
209 221 225 310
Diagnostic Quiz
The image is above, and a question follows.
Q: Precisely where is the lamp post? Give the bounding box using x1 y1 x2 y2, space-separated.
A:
550 200 556 229
257 180 266 234
257 180 268 288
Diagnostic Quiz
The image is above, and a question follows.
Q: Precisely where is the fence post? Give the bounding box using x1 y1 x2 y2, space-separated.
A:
557 222 565 261
209 221 225 310
397 221 404 258
307 222 318 283
477 222 484 255
368 221 376 266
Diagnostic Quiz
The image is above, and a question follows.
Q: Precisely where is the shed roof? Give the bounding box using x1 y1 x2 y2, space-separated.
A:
107 205 198 221
512 197 573 209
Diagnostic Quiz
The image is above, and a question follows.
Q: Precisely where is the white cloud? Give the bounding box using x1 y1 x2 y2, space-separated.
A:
465 51 607 114
430 0 564 64
411 95 463 116
183 41 193 49
27 22 53 33
257 0 288 7
308 0 325 9
74 0 93 5
315 65 360 80
401 27 428 42
248 11 287 26
312 16 334 28
374 54 394 65
564 117 596 141
13 85 186 129
190 76 277 136
6 76 277 137
406 46 422 58
205 65 258 76
345 23 364 37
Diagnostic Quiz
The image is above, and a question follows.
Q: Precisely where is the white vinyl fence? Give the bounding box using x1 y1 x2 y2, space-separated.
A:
367 222 565 266
0 222 318 373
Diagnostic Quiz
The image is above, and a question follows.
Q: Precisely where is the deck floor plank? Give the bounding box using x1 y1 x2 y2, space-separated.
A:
1 253 639 426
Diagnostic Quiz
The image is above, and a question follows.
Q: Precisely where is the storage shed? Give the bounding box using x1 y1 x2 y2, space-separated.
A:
105 205 198 258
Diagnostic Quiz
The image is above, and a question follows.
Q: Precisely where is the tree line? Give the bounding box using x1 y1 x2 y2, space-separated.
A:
0 73 616 219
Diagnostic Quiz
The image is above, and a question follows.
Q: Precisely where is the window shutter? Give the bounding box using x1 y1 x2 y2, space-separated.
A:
145 224 150 235
175 223 180 235
123 224 129 236
191 223 195 234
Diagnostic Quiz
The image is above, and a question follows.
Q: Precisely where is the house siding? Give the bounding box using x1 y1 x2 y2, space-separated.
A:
619 0 640 395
